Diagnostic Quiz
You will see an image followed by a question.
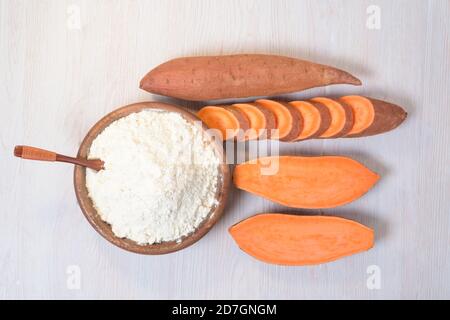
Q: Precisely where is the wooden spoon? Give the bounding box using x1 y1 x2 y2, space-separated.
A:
14 145 104 171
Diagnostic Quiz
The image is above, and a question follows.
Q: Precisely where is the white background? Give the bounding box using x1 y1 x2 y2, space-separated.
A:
1 0 449 299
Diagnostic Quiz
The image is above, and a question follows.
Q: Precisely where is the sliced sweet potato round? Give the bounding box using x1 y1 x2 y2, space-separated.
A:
197 106 249 140
339 96 407 137
231 103 276 140
308 101 332 138
310 97 354 138
289 101 332 140
255 99 303 141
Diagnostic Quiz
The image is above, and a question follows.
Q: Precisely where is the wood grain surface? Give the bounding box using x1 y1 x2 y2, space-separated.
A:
0 0 449 299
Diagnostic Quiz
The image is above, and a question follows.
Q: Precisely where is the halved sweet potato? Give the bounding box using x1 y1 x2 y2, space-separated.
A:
231 103 276 140
233 156 380 209
255 99 303 141
339 96 407 137
197 106 249 140
310 97 354 138
229 214 374 266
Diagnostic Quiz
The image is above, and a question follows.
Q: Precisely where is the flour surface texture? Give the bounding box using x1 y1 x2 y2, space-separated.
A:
86 110 220 244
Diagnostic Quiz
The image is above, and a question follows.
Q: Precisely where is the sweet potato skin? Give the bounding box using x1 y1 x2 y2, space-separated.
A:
229 214 374 266
140 54 362 101
343 98 407 138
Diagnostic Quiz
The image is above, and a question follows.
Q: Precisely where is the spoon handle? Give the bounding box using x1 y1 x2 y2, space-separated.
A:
14 145 57 161
14 145 104 171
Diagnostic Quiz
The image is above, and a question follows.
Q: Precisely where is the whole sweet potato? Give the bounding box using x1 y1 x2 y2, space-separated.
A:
140 54 361 101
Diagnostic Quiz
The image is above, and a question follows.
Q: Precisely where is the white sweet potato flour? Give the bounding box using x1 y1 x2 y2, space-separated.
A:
85 110 220 244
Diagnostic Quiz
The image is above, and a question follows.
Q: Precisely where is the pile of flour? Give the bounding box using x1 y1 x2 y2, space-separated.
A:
85 110 220 244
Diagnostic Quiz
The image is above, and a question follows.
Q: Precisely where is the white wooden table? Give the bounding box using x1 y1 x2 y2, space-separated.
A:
1 0 449 299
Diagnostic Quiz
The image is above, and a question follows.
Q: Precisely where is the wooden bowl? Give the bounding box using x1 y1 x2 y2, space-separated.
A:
74 102 230 254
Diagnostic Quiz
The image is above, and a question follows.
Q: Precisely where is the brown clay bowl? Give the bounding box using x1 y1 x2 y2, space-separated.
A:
74 102 231 254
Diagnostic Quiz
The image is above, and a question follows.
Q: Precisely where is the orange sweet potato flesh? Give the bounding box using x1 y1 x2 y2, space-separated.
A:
310 97 354 138
140 54 362 101
255 99 303 141
229 214 374 266
340 96 407 137
198 106 249 140
233 156 379 209
231 103 276 140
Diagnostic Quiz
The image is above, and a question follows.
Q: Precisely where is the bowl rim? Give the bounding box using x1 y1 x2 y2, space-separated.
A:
73 101 231 255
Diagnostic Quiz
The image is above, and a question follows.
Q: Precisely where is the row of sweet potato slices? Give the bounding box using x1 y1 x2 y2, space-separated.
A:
197 95 407 141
